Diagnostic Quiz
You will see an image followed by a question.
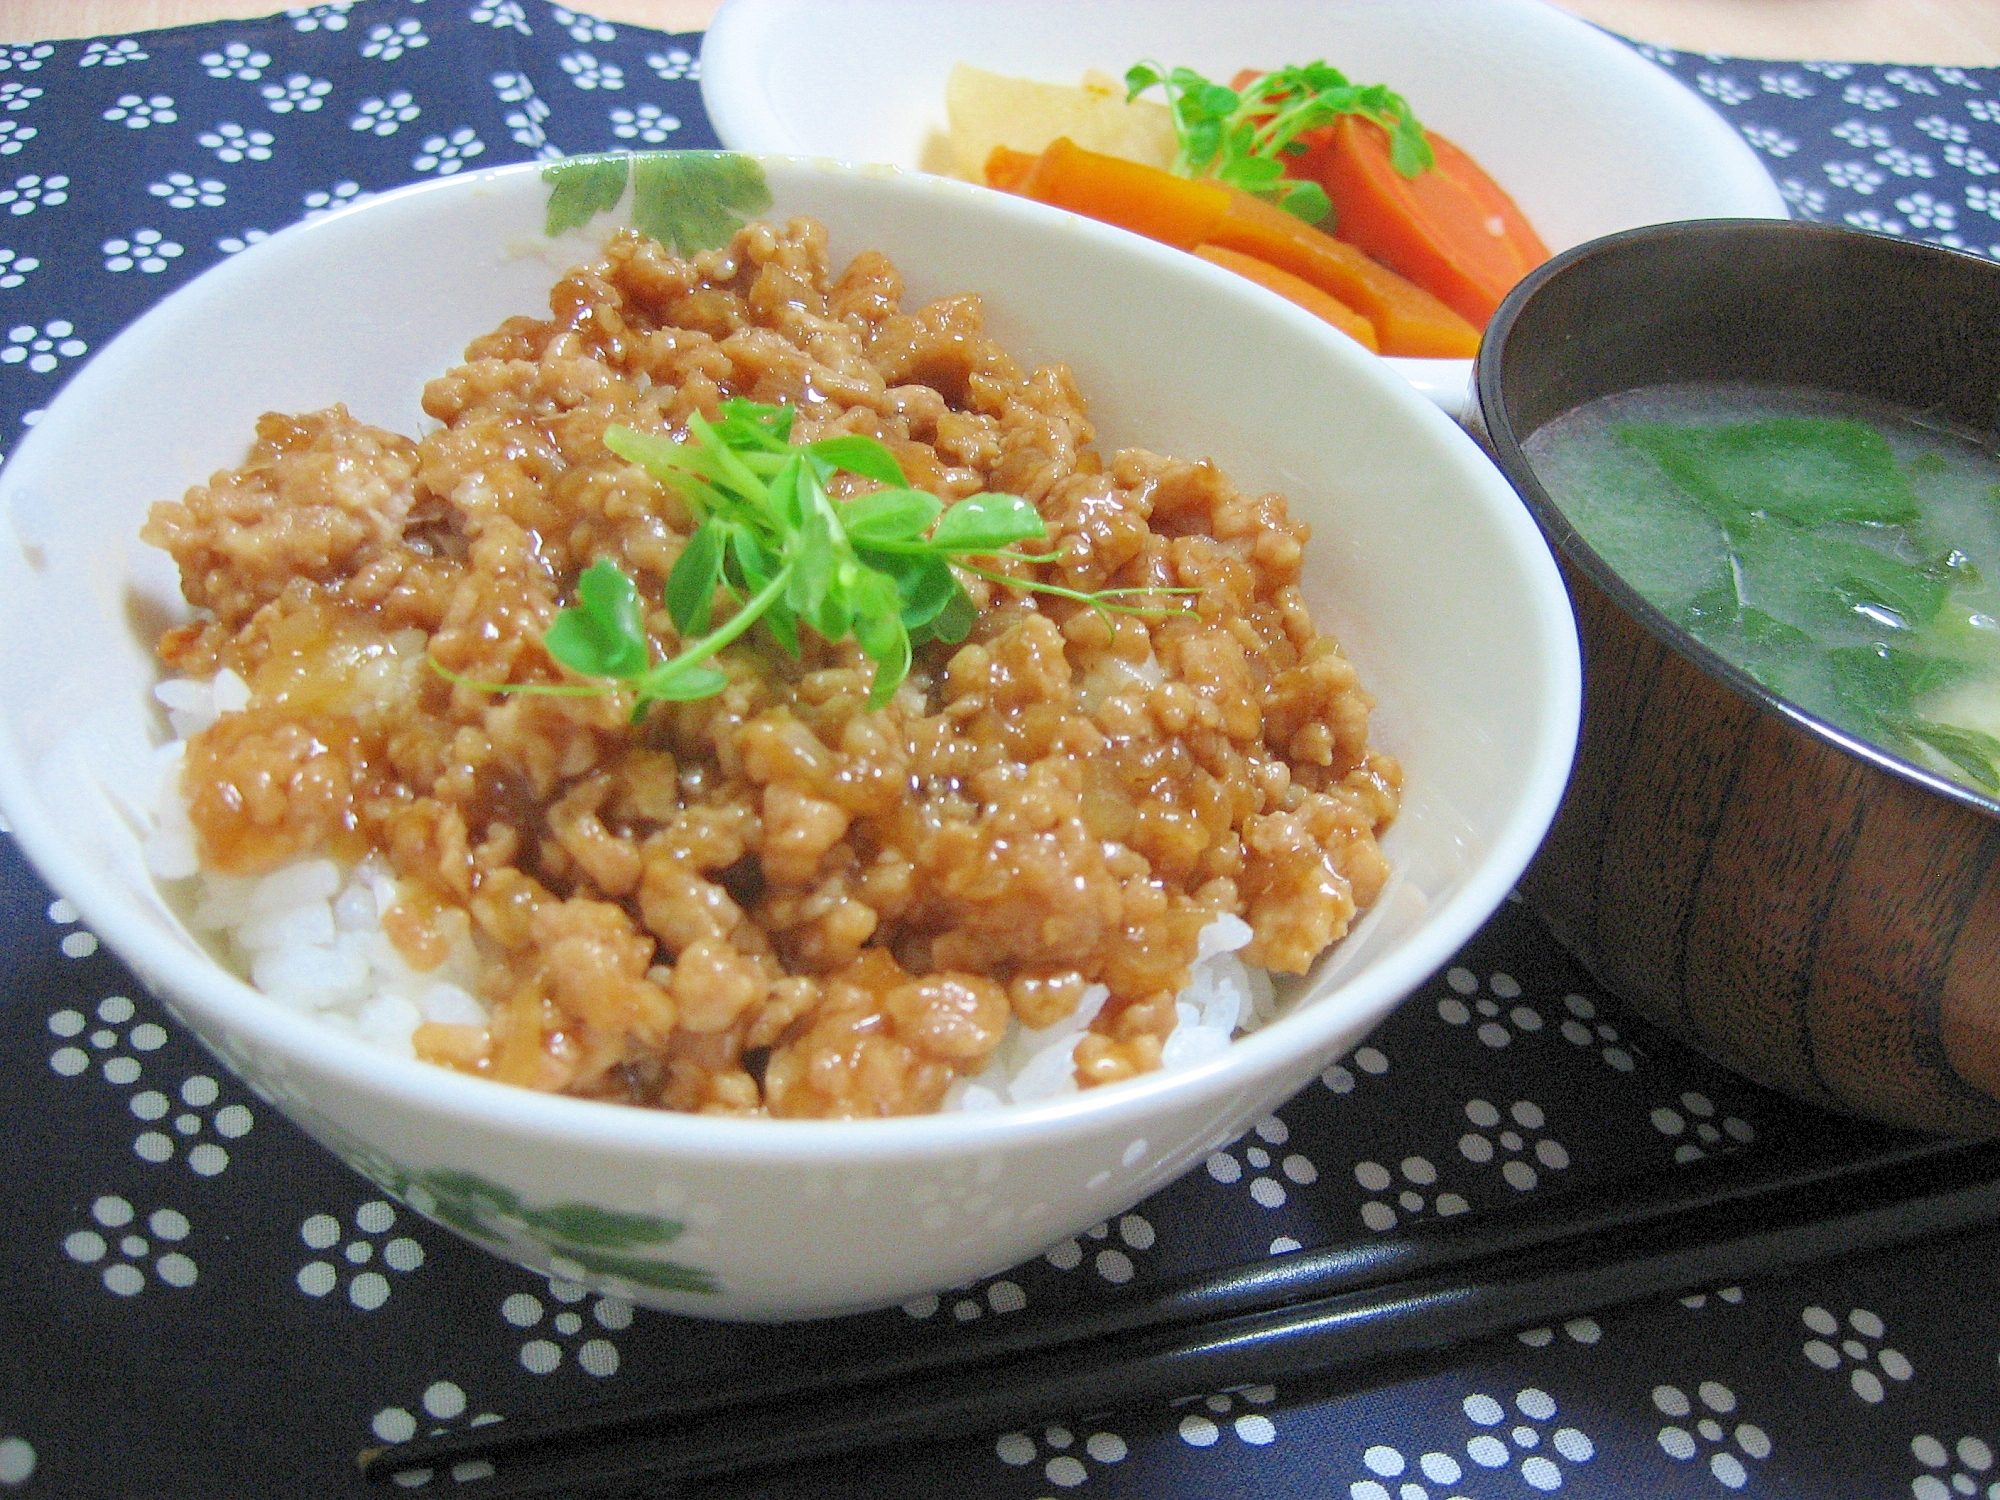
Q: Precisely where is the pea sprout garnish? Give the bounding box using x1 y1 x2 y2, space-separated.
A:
432 398 1194 717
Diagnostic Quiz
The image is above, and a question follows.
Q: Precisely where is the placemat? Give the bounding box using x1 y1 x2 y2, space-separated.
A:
2 7 1998 1498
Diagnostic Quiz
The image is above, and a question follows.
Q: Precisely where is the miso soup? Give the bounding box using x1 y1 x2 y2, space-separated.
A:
1524 381 2000 798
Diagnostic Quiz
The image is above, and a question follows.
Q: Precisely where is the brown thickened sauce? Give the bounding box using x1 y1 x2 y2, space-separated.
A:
142 218 1399 1118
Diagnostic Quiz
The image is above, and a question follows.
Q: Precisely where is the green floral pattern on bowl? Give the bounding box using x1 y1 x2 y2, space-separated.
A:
543 150 773 249
309 1118 718 1297
402 1169 717 1296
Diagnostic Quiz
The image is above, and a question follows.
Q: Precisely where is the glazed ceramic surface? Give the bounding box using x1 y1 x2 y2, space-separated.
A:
699 0 1788 411
0 156 1579 1317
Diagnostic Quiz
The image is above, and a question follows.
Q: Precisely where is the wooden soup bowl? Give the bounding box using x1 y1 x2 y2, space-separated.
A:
1475 219 2000 1137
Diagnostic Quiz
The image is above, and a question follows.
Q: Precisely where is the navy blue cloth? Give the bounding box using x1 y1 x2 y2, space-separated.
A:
1628 41 2000 245
0 1 717 460
2 9 1998 1498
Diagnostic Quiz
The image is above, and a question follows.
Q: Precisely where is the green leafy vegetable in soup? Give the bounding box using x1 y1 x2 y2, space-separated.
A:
1524 382 2000 797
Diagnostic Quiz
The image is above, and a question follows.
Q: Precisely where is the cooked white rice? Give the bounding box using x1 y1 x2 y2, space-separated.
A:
145 669 1282 1105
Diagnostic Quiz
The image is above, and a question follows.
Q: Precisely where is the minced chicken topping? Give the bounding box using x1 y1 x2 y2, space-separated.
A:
142 217 1400 1118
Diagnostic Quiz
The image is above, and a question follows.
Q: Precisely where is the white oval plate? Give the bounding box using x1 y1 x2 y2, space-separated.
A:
700 0 1788 412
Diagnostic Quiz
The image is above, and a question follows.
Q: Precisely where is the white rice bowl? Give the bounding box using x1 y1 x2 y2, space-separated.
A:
0 158 1579 1318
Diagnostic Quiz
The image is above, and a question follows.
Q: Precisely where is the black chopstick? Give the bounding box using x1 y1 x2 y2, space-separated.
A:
357 1132 2000 1495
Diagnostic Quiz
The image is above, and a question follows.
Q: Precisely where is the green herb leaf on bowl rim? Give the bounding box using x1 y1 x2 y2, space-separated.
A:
540 150 773 253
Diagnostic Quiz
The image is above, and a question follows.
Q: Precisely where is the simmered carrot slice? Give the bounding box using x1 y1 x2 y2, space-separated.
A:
1194 243 1379 349
1425 128 1550 273
987 134 1473 356
1012 136 1229 250
1292 115 1533 329
1205 188 1479 358
983 144 1040 193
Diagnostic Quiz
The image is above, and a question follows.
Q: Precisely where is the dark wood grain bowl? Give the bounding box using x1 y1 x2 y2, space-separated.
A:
1475 219 2000 1137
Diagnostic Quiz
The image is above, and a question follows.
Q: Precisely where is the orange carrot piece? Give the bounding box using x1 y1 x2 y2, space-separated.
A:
1015 136 1230 251
1193 244 1378 350
983 144 1039 193
1427 128 1550 271
1204 188 1479 358
1292 115 1534 329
